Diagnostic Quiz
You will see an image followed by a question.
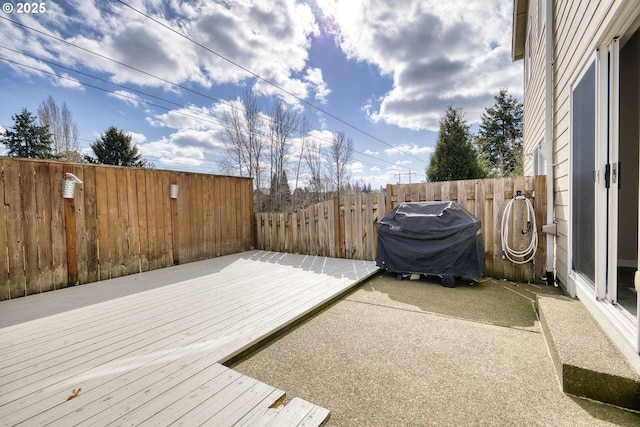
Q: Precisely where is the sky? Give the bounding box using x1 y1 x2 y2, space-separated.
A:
0 0 522 190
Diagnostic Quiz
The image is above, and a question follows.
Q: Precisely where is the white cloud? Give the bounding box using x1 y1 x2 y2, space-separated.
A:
316 0 521 131
384 143 433 156
308 129 335 148
139 138 206 168
138 128 224 169
108 90 144 107
5 1 328 107
348 161 365 174
127 131 148 145
53 73 84 90
304 67 331 103
148 104 223 131
394 160 412 166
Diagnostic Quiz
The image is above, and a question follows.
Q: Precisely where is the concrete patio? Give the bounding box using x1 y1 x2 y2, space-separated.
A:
231 272 640 426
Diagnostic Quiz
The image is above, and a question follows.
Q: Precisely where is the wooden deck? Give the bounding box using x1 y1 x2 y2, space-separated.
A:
0 251 377 426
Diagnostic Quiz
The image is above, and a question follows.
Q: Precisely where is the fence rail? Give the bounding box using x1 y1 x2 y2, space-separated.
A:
0 157 254 300
256 175 547 283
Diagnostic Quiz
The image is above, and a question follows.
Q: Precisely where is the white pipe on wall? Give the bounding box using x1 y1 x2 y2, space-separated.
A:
543 0 556 287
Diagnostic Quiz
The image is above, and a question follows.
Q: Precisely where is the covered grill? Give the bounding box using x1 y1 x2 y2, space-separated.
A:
376 201 485 284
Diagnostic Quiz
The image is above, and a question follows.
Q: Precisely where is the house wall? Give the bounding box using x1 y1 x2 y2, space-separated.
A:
553 0 614 288
522 0 640 288
523 0 546 176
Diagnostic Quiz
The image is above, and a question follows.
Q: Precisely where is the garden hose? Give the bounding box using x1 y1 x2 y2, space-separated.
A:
501 191 537 264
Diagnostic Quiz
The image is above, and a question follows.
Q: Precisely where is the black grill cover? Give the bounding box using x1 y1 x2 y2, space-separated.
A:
376 201 485 277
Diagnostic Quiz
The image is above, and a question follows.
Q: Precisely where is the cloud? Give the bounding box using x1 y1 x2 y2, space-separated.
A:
108 90 145 107
304 67 331 103
4 0 328 107
148 104 223 131
308 129 335 148
138 129 225 169
317 0 521 131
348 160 365 174
384 143 433 156
53 73 84 90
127 131 147 145
394 160 412 166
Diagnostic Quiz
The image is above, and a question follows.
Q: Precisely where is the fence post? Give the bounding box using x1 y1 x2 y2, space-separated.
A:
63 164 78 286
334 196 344 258
385 184 394 212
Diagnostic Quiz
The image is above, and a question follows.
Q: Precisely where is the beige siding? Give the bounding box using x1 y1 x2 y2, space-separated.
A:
522 0 546 176
521 0 640 287
552 0 640 287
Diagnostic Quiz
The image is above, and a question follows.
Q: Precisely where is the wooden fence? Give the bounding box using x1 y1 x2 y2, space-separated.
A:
255 192 386 260
256 175 547 283
0 157 254 300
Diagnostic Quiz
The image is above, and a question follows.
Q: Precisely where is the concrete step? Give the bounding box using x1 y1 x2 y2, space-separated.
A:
536 295 640 411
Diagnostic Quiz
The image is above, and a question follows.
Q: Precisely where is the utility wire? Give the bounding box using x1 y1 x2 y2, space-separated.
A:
0 18 416 171
0 16 424 174
0 48 405 171
0 56 401 173
115 0 429 166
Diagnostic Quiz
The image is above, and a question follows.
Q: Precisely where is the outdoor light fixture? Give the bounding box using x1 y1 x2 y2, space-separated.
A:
169 184 179 199
62 173 83 199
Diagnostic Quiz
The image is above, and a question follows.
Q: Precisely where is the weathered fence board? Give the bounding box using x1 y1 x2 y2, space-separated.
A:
256 176 546 283
255 192 387 262
0 158 254 301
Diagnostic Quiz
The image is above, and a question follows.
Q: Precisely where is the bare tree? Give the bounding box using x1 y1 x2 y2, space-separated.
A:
267 101 298 211
293 116 311 209
327 131 354 198
220 103 248 176
305 140 325 204
219 90 265 190
37 95 81 162
242 90 264 190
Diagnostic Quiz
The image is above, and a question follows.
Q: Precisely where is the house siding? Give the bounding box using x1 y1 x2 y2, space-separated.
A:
521 0 640 288
522 0 545 176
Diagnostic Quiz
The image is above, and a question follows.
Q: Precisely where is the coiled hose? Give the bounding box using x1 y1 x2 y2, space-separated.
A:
501 193 537 264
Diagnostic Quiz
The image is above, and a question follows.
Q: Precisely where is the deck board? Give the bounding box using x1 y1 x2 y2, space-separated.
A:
0 251 376 426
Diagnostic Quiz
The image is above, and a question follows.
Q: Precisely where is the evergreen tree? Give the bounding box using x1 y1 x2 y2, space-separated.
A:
2 108 54 159
85 126 146 167
427 106 485 182
476 89 523 177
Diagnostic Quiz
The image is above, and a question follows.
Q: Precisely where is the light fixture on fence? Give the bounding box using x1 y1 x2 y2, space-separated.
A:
169 184 180 199
62 173 83 199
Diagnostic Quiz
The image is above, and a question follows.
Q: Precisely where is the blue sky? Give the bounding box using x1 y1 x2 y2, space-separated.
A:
0 0 522 190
